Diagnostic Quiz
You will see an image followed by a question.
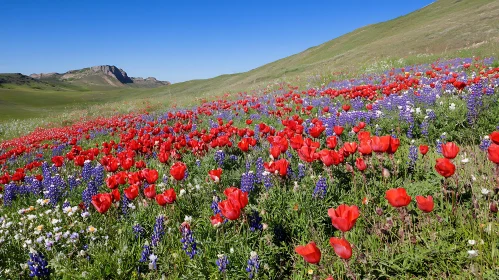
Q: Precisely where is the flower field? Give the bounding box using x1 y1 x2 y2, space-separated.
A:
1 57 499 279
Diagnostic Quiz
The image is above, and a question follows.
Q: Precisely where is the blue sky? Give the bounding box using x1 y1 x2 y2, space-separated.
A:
0 0 434 83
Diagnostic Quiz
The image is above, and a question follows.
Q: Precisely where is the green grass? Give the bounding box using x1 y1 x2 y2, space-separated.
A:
1 0 498 137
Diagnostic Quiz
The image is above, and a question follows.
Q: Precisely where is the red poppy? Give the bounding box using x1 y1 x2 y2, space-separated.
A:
210 213 224 226
144 184 157 199
415 195 434 213
163 188 177 204
224 187 248 209
238 138 250 152
327 204 360 232
419 145 429 155
491 131 499 145
435 158 456 178
91 193 113 214
342 104 351 112
487 143 499 164
270 145 281 159
333 126 344 136
170 162 187 181
329 237 352 259
355 157 367 171
358 141 372 156
208 168 223 182
51 156 64 167
295 241 321 264
124 184 139 200
385 188 411 207
106 175 119 189
441 142 459 159
326 136 338 149
111 188 120 202
309 125 325 138
218 199 241 220
297 145 319 163
387 137 400 154
274 159 289 177
143 169 158 184
371 136 391 153
343 142 358 155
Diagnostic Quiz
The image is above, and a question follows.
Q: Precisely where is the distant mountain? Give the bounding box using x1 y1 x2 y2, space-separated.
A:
29 65 170 88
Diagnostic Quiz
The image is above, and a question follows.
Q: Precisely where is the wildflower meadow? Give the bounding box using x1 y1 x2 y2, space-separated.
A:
1 57 499 279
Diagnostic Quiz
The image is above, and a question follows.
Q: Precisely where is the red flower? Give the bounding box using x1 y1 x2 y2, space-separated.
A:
218 199 241 220
343 142 358 155
328 204 360 232
208 168 223 182
329 237 352 259
143 169 158 184
309 125 325 138
51 156 64 167
297 145 319 163
270 145 281 159
355 157 367 171
144 184 157 199
238 138 250 152
441 142 459 159
342 104 351 112
124 184 139 200
295 241 322 264
491 131 499 145
385 188 411 207
358 141 372 156
488 143 499 164
210 213 224 227
419 145 429 155
91 193 113 214
435 158 456 178
319 149 334 167
371 136 391 153
111 188 120 202
105 175 119 189
163 188 177 204
170 162 187 181
224 187 248 209
274 159 289 177
387 137 400 154
415 195 434 213
333 126 344 136
326 136 338 149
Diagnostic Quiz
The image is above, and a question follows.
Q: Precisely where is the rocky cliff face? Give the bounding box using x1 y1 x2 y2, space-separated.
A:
29 65 169 88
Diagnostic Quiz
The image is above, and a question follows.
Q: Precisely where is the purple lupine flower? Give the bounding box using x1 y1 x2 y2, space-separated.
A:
240 171 256 193
297 163 305 180
255 157 264 184
313 177 327 199
479 137 491 151
81 161 93 181
262 172 273 190
180 222 197 259
133 224 145 239
216 254 229 273
139 245 151 262
408 145 418 171
214 150 225 167
151 216 165 247
248 210 263 232
27 251 50 277
246 251 260 279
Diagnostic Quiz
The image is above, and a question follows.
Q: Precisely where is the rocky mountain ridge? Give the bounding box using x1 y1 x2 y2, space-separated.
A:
29 65 170 88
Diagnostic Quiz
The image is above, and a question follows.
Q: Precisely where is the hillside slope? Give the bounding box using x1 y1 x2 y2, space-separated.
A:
164 0 499 98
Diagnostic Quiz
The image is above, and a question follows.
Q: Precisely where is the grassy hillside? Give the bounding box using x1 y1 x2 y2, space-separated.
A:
0 0 497 126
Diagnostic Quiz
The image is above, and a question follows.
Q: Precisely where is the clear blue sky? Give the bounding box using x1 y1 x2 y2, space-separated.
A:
0 0 434 83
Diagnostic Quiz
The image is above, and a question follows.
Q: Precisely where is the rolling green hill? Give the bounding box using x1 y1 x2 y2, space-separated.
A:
1 0 498 125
